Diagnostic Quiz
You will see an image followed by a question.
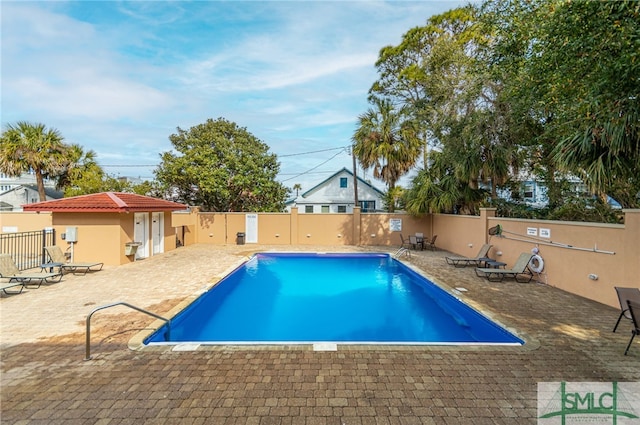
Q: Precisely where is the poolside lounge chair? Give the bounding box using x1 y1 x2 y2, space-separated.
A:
475 252 534 283
1 280 26 295
624 300 640 355
45 246 104 275
0 254 62 291
613 287 640 332
446 244 493 267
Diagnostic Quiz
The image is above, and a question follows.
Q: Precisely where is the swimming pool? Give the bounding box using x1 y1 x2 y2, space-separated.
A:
145 253 523 345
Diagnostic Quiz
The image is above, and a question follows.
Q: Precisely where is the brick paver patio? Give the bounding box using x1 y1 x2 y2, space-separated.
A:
1 244 638 424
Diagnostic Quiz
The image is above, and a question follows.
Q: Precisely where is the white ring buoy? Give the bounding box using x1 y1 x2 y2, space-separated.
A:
529 254 544 273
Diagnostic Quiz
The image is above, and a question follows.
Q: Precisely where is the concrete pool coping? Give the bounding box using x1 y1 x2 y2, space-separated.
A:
128 251 540 353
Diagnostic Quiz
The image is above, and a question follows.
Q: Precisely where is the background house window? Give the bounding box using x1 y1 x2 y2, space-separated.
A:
359 201 375 212
340 177 348 188
337 205 347 213
523 184 534 200
305 205 314 213
321 205 330 213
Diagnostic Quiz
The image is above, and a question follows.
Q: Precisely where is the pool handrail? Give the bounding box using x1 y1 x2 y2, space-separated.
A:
393 247 411 259
85 301 170 360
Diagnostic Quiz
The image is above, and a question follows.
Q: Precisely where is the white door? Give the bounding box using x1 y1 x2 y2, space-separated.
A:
151 212 164 255
245 213 258 243
134 213 149 259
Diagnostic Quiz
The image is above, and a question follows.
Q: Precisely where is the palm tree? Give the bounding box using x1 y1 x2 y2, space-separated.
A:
0 122 69 201
292 183 302 197
56 144 107 196
352 98 423 212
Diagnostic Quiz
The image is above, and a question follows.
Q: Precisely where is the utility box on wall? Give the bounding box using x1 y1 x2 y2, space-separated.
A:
65 227 78 242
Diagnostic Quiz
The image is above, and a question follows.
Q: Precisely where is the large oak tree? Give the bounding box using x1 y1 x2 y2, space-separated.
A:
155 118 289 212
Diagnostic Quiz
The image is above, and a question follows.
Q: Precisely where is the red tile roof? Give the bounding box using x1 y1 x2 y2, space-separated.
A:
22 192 188 213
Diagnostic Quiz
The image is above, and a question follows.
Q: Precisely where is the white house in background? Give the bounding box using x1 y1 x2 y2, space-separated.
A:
0 185 63 211
285 168 386 213
0 172 57 193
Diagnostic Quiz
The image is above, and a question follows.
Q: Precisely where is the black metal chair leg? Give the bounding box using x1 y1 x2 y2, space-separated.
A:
613 312 625 332
624 330 637 355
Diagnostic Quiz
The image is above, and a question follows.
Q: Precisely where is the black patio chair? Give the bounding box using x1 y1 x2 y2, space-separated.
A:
613 287 640 332
624 300 640 355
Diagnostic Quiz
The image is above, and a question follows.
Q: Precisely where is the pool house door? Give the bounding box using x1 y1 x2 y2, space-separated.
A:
134 213 149 260
151 212 164 255
245 213 258 243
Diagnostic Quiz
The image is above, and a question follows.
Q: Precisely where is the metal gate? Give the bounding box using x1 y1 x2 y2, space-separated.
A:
0 229 56 271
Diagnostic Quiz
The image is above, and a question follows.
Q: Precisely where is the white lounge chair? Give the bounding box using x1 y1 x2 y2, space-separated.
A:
45 246 104 275
446 244 493 268
475 253 534 283
0 254 62 292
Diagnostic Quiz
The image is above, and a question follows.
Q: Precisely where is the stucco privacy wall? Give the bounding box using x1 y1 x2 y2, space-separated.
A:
3 207 638 307
0 212 53 232
177 208 639 308
359 213 431 247
182 208 433 247
483 211 639 309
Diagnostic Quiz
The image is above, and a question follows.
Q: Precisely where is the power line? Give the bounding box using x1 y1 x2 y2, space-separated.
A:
279 171 336 176
100 145 353 182
279 146 349 157
101 164 156 167
280 148 348 183
99 146 351 167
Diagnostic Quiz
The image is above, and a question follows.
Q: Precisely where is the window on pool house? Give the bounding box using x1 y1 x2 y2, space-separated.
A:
321 205 330 213
337 205 347 213
305 205 314 213
340 177 348 188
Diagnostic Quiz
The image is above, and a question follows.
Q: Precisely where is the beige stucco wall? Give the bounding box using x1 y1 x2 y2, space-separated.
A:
6 211 180 267
360 213 432 247
484 212 638 309
432 208 498 259
258 213 291 245
175 208 639 309
50 212 131 266
297 213 353 245
4 207 638 308
0 212 53 232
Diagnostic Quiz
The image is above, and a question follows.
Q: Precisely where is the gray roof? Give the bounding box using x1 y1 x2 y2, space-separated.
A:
285 168 384 205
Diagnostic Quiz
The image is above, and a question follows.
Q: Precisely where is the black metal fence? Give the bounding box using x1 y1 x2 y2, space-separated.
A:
0 229 56 271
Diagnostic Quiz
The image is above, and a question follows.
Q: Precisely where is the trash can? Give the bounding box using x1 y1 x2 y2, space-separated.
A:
236 232 245 245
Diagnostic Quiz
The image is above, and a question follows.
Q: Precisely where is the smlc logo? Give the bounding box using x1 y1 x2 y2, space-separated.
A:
538 382 640 424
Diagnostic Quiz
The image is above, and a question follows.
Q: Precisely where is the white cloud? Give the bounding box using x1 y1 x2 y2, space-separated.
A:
8 74 171 120
1 0 472 190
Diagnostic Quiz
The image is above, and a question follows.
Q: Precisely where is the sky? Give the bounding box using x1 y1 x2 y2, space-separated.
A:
2 0 471 194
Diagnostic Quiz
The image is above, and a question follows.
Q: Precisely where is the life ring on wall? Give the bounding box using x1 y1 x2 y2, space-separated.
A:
529 254 544 273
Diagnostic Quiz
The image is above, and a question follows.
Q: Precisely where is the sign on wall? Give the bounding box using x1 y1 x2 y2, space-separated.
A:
389 218 402 232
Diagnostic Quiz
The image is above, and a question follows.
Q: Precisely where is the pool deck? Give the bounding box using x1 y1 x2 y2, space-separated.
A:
1 244 638 424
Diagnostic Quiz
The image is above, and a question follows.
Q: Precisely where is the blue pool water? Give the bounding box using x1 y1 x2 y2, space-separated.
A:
146 253 523 345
